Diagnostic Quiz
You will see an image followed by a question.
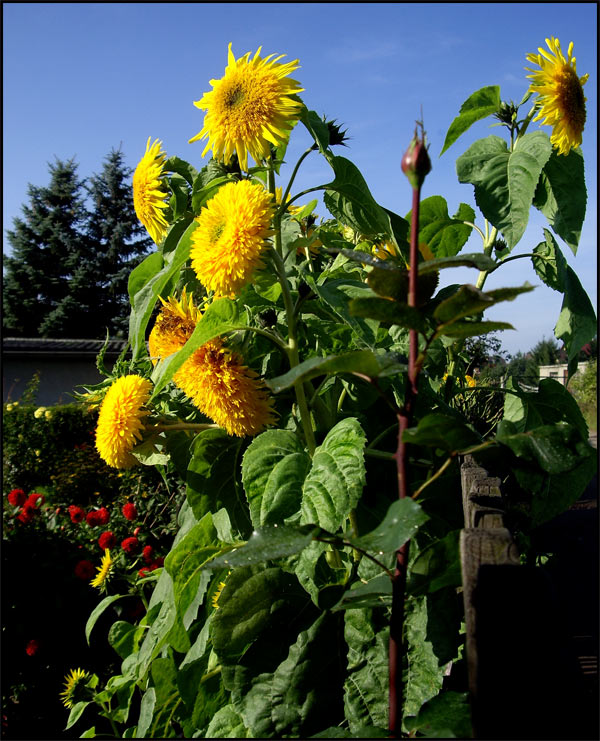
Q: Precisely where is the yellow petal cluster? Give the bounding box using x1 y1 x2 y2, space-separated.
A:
190 179 275 298
95 375 153 469
133 137 170 243
189 43 304 171
149 290 276 436
90 549 115 590
525 37 589 155
60 668 90 709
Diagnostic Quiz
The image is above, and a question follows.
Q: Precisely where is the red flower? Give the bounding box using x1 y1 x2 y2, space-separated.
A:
7 489 26 507
151 557 164 569
122 502 137 521
121 537 140 555
74 560 95 580
68 505 86 524
142 545 154 564
25 639 39 657
138 566 152 578
98 531 117 550
17 504 36 524
86 507 110 527
26 493 45 508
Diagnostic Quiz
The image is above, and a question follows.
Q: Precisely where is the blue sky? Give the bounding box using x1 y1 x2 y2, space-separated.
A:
3 2 597 355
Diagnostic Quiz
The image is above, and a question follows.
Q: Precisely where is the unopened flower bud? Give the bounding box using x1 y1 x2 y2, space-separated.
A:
401 131 432 189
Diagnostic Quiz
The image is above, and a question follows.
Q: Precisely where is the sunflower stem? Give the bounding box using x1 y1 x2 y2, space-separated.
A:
148 422 220 433
475 226 498 290
276 147 314 218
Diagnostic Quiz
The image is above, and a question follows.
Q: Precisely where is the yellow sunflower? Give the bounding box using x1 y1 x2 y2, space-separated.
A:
60 668 90 709
526 37 589 155
190 179 275 297
148 288 203 364
175 339 277 437
189 43 304 171
90 549 114 590
133 137 170 244
95 375 153 469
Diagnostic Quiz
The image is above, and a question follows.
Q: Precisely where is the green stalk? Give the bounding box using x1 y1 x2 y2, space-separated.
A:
276 147 314 217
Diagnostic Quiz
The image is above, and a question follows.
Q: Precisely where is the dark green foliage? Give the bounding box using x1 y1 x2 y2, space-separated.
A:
3 151 152 339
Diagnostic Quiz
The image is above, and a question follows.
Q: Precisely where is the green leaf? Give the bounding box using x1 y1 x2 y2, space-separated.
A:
299 108 330 153
266 350 406 393
456 132 552 249
169 174 189 220
404 596 445 715
554 266 597 374
128 251 164 303
350 498 428 554
343 608 388 733
211 566 310 663
85 594 129 644
191 175 232 214
164 513 225 616
403 413 481 453
164 155 198 186
532 453 597 527
136 687 156 739
406 196 475 258
242 429 310 526
206 705 248 738
532 229 568 292
243 613 346 737
186 429 250 537
435 320 514 339
128 220 197 358
535 378 589 439
418 252 497 275
323 155 391 236
496 421 594 474
404 691 471 738
108 621 138 659
65 701 89 730
408 530 462 596
80 727 96 738
301 418 367 532
433 283 534 325
349 297 428 333
150 297 247 397
333 573 393 611
440 85 501 155
533 148 586 254
303 275 379 348
204 525 318 570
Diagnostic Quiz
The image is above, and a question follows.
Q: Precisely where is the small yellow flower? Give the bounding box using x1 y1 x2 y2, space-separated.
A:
211 580 228 610
34 450 41 457
34 407 46 419
526 37 589 155
60 668 90 709
189 43 304 172
133 137 170 244
190 179 275 298
95 375 153 469
6 403 13 411
90 549 114 590
44 410 53 420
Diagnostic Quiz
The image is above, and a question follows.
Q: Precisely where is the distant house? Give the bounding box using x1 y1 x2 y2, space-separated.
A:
539 361 590 387
2 338 128 406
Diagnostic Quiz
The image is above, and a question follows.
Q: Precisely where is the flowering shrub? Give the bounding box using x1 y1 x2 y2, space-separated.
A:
40 38 598 738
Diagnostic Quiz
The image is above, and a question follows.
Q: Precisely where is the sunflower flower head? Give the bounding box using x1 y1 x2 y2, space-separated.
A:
525 37 589 155
90 549 114 591
95 375 153 469
189 43 304 171
190 179 275 297
133 137 170 243
174 339 277 437
60 668 91 709
148 288 203 365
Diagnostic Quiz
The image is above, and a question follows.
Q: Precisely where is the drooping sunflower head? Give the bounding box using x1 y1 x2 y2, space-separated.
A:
95 375 153 469
60 668 91 709
174 339 277 437
525 37 589 155
90 549 114 591
148 288 203 365
189 43 304 171
133 137 170 244
190 179 275 297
